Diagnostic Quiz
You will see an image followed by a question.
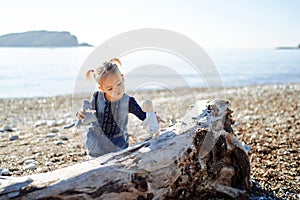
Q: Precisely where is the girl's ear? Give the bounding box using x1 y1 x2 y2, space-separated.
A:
98 85 104 92
121 74 124 81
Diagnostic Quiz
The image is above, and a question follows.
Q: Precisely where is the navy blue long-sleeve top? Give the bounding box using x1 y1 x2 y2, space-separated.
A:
100 96 146 138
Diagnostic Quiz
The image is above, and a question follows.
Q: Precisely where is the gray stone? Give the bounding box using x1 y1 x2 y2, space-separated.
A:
46 133 56 138
47 120 57 127
23 156 35 160
24 159 38 165
0 168 11 176
66 118 75 124
56 119 65 126
3 125 14 132
9 135 19 141
34 120 47 127
37 137 45 142
23 163 37 170
50 128 60 133
45 161 53 166
10 155 18 160
59 135 68 140
55 141 64 145
64 113 72 118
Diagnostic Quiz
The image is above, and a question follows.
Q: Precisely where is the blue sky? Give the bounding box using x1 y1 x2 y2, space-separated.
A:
1 0 299 48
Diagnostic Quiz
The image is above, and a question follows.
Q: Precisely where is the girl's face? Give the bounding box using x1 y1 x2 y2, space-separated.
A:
98 71 125 102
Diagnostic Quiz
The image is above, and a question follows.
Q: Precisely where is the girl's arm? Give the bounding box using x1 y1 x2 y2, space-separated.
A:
129 97 146 120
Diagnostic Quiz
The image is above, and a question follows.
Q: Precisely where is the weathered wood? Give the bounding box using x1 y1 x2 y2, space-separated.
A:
0 100 251 200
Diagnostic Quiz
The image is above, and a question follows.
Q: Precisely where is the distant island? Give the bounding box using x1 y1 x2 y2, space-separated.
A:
0 30 92 47
277 44 300 49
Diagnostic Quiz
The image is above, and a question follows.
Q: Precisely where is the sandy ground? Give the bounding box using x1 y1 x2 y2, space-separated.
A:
0 83 299 199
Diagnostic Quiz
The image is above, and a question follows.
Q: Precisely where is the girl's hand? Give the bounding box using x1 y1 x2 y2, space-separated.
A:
76 110 86 120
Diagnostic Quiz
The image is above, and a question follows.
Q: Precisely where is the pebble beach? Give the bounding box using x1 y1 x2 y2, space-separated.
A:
0 83 299 199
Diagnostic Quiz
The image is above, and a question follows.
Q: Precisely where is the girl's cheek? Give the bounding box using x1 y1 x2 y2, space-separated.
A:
117 83 124 90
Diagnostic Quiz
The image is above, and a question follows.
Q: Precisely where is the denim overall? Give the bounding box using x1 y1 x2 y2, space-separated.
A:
85 91 130 157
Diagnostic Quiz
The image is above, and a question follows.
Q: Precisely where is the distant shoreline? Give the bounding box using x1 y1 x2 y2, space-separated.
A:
0 82 299 100
276 47 300 50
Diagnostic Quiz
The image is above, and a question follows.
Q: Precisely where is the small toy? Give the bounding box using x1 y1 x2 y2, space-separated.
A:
64 99 98 129
76 100 98 126
142 99 160 139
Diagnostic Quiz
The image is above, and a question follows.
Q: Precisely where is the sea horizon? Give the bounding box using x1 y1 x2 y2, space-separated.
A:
1 47 299 98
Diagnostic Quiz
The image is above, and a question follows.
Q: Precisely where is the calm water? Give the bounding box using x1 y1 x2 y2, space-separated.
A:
0 47 299 98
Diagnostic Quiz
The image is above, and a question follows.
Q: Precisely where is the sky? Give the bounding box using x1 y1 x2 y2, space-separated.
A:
1 0 300 48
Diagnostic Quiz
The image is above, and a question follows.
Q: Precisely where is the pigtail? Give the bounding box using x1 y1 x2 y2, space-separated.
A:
111 58 122 68
85 69 95 82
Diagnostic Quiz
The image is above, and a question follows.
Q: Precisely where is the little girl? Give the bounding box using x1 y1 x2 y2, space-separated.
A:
76 58 148 158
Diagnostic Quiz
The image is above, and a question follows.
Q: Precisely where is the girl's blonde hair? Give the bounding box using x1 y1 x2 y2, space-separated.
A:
86 58 122 83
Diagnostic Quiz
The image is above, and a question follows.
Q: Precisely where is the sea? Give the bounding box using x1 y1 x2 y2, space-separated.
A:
0 47 299 98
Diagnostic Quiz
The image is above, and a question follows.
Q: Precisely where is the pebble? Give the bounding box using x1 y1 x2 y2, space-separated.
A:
37 167 49 173
24 159 38 165
16 131 23 135
3 125 14 132
55 141 64 145
64 113 72 118
37 137 46 142
243 115 252 122
47 120 57 127
23 155 35 160
66 117 74 124
50 128 60 133
23 163 37 170
56 119 65 126
9 135 19 141
34 120 47 127
46 133 56 138
0 168 11 176
10 155 18 160
45 161 53 166
59 134 68 140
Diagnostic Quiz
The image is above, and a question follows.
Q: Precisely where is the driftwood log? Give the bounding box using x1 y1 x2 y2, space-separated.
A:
0 100 251 200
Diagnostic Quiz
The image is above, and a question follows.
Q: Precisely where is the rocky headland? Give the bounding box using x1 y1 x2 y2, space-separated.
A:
0 30 92 47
